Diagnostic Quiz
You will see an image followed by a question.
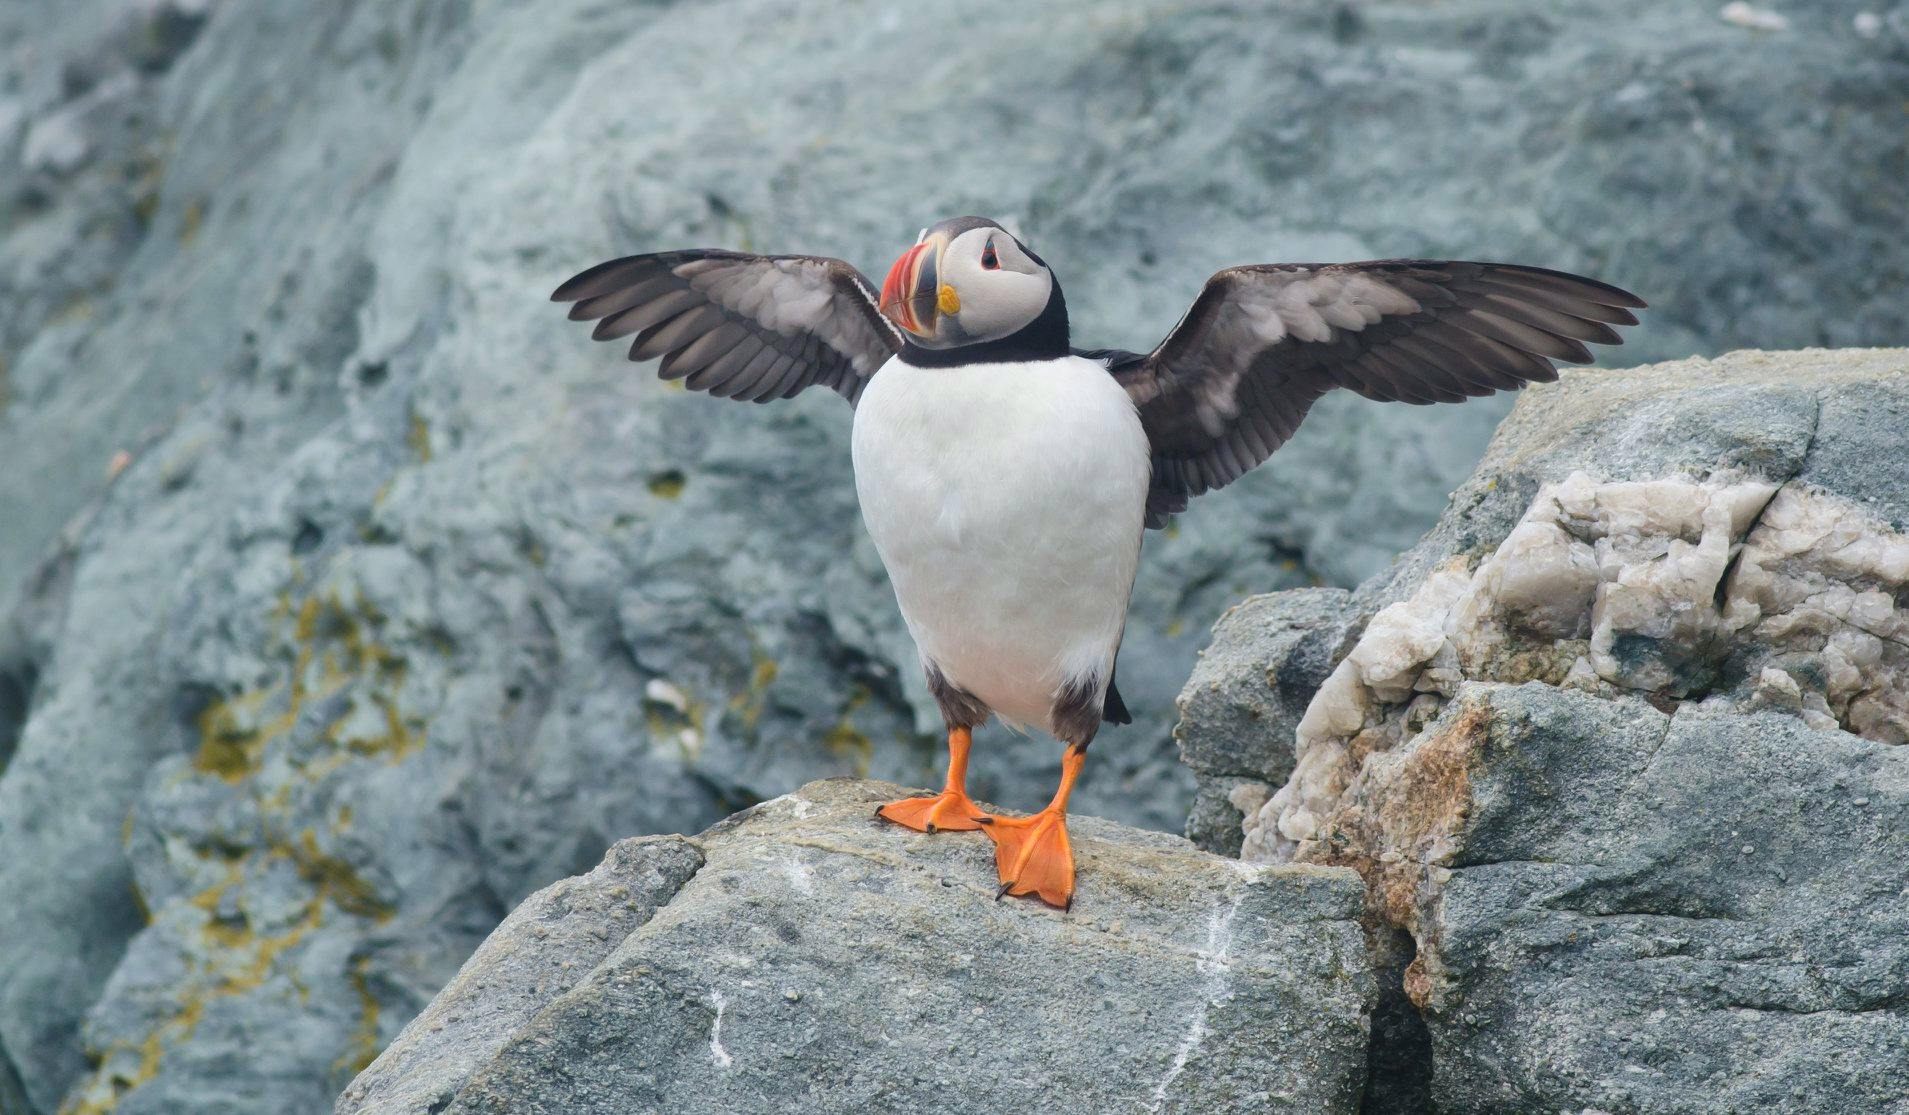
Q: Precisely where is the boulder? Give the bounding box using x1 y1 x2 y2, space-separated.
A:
1177 347 1909 1110
1330 683 1908 1113
336 779 1374 1115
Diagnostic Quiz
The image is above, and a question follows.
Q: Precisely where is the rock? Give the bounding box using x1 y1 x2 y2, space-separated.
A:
337 779 1374 1115
1178 348 1909 1110
1177 588 1358 856
1328 684 1908 1113
2 0 1907 1108
334 835 703 1115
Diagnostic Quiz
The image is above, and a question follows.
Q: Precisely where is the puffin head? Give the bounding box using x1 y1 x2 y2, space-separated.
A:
878 216 1068 363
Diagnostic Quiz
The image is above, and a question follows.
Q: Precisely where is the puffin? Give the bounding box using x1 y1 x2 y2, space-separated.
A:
552 216 1644 909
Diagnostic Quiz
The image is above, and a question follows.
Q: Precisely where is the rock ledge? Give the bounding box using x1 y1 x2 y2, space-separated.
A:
338 779 1373 1115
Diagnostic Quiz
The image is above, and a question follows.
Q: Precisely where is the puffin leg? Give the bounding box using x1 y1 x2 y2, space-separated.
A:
878 726 985 833
977 745 1085 910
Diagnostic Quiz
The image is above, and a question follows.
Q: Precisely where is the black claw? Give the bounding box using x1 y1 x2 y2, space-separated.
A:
925 822 937 834
974 815 994 826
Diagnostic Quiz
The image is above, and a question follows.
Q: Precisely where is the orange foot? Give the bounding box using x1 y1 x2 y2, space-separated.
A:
979 808 1074 910
877 789 985 833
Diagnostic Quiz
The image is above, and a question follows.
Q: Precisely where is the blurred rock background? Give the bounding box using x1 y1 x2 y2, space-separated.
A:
0 0 1904 1111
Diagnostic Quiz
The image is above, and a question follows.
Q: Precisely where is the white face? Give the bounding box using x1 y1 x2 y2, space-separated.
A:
878 223 1055 349
929 228 1054 347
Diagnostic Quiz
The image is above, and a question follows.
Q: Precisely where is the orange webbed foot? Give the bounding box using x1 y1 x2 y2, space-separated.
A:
978 808 1075 910
877 789 986 833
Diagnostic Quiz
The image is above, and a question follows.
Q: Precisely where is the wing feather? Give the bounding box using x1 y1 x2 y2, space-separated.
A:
554 249 901 405
1103 259 1644 527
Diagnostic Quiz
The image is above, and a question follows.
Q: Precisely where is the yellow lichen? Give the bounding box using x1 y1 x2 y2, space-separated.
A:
204 889 325 997
193 686 295 782
195 593 423 779
728 651 781 730
178 199 204 246
647 470 687 499
292 830 393 922
821 689 874 778
57 998 203 1115
72 589 419 1111
407 411 432 462
333 957 383 1078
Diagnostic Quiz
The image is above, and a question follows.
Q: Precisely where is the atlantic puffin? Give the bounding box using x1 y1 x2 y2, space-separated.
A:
552 216 1643 908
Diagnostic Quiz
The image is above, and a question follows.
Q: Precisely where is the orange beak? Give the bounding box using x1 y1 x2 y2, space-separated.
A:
879 234 945 338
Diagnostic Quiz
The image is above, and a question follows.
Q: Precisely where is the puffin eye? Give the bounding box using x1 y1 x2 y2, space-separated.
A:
980 242 1000 270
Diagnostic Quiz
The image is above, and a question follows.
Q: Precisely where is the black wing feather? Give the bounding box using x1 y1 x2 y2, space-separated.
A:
553 249 902 405
1089 260 1645 527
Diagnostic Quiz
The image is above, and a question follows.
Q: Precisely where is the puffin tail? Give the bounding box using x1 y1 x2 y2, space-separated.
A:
1101 673 1132 725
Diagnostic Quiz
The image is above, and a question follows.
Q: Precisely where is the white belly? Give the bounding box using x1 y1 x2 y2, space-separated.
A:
851 353 1151 735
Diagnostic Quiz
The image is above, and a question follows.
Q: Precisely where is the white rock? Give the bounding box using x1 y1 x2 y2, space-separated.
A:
1244 471 1909 863
1720 3 1790 32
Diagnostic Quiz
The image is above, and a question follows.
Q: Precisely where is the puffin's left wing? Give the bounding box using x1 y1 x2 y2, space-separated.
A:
1093 260 1644 527
553 251 901 404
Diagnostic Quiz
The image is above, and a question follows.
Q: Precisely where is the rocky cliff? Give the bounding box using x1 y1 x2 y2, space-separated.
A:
354 342 1909 1113
4 0 1909 1112
1179 347 1909 1110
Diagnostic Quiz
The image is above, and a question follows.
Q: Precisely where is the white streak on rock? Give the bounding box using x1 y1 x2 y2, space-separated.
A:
1720 2 1790 32
1149 887 1245 1111
781 856 814 896
707 990 734 1068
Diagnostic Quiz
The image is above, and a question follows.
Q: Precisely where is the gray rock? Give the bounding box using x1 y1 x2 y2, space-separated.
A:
1 0 1907 1109
339 836 703 1115
1178 348 1909 1110
1177 588 1356 855
338 779 1374 1115
1335 683 1909 1113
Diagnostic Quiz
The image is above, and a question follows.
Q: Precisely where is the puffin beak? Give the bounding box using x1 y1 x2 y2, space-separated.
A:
879 232 950 338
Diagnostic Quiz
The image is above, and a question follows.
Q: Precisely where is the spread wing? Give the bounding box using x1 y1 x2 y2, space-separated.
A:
552 250 902 404
1093 260 1645 527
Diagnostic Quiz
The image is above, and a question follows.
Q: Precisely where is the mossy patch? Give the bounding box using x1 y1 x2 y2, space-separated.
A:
292 830 393 922
822 689 874 777
192 592 422 780
81 589 414 1111
647 469 687 499
728 651 780 730
334 957 382 1079
59 999 203 1115
178 199 205 246
407 411 432 462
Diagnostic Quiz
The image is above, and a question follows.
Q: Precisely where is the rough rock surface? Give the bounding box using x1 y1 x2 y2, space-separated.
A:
1179 588 1359 857
3 0 1908 1111
1177 347 1909 1110
336 779 1374 1115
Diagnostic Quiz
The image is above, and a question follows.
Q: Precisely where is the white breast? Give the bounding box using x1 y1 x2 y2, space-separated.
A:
851 354 1151 736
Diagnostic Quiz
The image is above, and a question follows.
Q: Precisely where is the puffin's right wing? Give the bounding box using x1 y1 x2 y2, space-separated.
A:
1093 260 1645 527
553 251 901 404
